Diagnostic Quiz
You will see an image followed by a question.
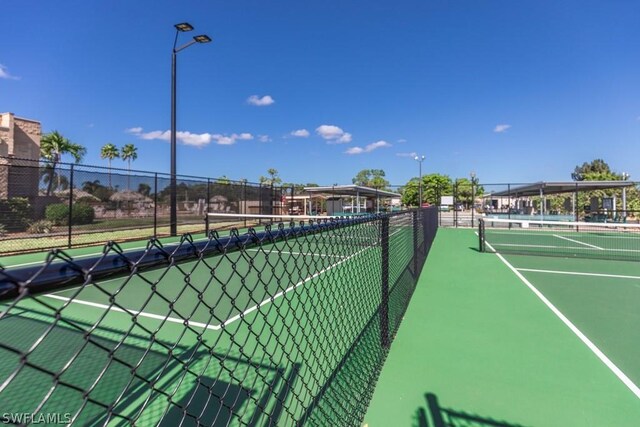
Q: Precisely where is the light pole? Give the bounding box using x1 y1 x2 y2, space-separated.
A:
470 171 477 226
170 22 212 236
414 155 425 208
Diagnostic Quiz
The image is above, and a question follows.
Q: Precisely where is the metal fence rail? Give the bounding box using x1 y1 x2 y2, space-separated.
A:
0 208 438 426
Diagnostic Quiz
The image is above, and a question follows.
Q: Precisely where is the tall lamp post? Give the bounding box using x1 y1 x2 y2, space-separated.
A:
470 171 477 227
170 22 211 236
414 155 425 208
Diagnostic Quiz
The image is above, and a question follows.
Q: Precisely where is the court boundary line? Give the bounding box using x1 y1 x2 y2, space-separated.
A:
42 232 385 332
553 234 603 250
482 237 640 399
490 242 640 253
246 249 346 259
517 268 640 280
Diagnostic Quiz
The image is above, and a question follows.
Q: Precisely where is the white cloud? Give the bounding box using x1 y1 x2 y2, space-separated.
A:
290 129 310 138
212 133 254 145
396 152 418 158
258 134 271 142
126 127 253 147
0 64 19 80
316 125 352 144
397 138 407 143
247 95 275 106
345 140 391 155
494 124 511 133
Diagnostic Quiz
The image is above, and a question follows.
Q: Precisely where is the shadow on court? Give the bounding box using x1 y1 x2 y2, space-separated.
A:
414 393 528 427
0 305 299 426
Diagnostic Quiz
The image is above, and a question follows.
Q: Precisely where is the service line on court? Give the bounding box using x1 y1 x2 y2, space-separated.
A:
517 268 640 281
479 233 640 399
42 229 392 332
552 234 603 250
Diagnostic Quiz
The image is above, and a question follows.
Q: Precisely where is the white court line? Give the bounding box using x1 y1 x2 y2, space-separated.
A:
517 268 640 280
44 294 215 330
553 234 603 250
43 231 385 331
491 242 640 253
482 237 640 399
246 249 345 259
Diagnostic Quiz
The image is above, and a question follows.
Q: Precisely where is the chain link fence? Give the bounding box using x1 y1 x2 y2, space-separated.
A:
0 157 284 254
0 208 438 426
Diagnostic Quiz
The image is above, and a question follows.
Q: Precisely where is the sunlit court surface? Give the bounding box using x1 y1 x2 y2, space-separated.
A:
0 211 437 425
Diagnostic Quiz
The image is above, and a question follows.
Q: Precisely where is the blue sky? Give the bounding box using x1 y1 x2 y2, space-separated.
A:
2 1 639 185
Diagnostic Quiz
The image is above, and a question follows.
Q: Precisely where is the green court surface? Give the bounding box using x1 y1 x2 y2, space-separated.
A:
364 228 640 427
0 218 417 425
482 223 640 261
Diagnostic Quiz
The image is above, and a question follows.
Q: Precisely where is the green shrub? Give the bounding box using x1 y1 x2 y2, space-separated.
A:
73 203 95 225
28 220 54 234
45 203 95 225
0 197 32 231
45 203 69 225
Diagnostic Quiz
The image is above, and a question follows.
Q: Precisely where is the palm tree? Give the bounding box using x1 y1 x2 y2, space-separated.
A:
100 143 119 188
40 131 86 195
120 144 138 190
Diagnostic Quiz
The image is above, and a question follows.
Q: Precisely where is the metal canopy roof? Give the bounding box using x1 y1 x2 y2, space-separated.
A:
303 185 400 198
489 181 635 197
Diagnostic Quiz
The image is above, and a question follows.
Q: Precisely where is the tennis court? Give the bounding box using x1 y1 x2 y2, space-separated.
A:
480 219 640 397
0 210 437 425
365 226 640 426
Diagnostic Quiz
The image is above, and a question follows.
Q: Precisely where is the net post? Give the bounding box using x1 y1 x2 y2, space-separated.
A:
153 173 158 237
67 163 74 248
380 215 390 349
478 219 485 252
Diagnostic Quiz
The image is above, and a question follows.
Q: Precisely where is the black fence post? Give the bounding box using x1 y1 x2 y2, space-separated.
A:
153 173 158 237
471 182 476 228
453 180 458 228
380 215 390 349
242 181 247 227
507 183 511 220
205 178 211 235
67 164 74 249
413 209 419 277
290 184 295 215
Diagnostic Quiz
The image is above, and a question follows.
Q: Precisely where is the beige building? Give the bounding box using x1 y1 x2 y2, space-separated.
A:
0 112 42 198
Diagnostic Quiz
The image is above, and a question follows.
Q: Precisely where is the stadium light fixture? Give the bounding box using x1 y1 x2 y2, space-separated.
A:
170 23 212 236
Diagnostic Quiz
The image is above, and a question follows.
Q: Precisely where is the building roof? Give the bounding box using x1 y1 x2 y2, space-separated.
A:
303 185 400 198
489 181 635 197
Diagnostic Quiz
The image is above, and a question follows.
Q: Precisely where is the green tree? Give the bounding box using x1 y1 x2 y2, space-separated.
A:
401 173 453 207
40 131 86 195
259 168 282 186
82 179 113 202
121 143 138 190
572 159 621 181
571 159 638 218
120 144 138 169
352 169 390 190
137 183 151 197
100 143 120 188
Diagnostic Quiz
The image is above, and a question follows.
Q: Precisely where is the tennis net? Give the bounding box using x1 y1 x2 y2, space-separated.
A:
0 208 438 426
479 217 640 261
